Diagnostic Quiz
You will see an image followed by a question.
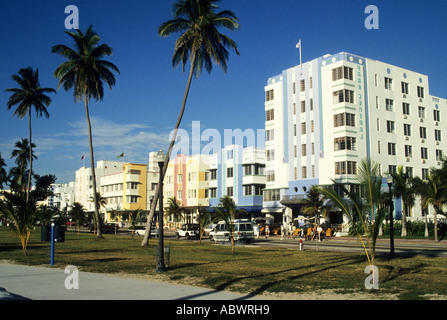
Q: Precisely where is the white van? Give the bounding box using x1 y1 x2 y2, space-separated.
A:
210 219 254 243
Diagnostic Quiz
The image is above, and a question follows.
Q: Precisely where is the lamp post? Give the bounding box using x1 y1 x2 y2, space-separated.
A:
387 175 395 258
156 149 167 272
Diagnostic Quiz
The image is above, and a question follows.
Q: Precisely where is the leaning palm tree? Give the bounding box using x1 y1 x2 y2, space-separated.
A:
391 165 415 237
5 67 55 201
141 0 240 246
52 25 119 238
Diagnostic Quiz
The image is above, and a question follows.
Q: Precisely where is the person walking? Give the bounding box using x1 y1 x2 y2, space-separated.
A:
265 224 270 238
280 224 285 240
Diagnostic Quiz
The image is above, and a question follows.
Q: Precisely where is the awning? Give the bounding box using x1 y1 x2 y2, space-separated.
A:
261 207 284 213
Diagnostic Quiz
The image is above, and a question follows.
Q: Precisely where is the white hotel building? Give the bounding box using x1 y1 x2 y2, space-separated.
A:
263 52 446 226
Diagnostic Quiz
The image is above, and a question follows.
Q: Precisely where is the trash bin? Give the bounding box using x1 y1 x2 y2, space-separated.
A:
54 225 65 243
155 246 170 268
41 225 51 242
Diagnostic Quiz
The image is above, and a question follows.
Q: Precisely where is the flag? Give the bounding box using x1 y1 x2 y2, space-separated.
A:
81 154 84 161
296 39 301 49
117 152 124 159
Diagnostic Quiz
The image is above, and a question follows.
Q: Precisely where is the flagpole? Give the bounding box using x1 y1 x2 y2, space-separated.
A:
297 39 302 75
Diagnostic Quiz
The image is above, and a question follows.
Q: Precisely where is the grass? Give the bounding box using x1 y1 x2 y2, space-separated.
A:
1 226 446 300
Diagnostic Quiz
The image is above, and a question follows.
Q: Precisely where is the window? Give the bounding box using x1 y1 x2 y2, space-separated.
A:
310 98 313 111
388 143 396 155
333 89 354 104
378 141 381 154
335 161 357 175
266 170 275 182
417 86 424 99
301 100 306 113
420 127 427 139
334 137 357 151
406 167 414 178
266 129 274 141
421 147 428 160
266 149 275 161
402 103 410 115
385 77 393 90
404 124 411 136
333 112 355 127
266 89 274 101
263 189 280 202
405 145 413 158
301 122 306 135
422 168 429 180
386 99 394 111
266 109 274 121
177 174 182 183
227 167 233 178
389 165 397 175
436 150 443 161
401 82 409 94
332 66 353 81
210 169 217 180
302 166 307 179
227 149 234 160
387 120 395 133
418 106 425 118
434 109 441 121
300 79 305 92
226 187 233 197
302 144 307 156
210 188 217 198
435 129 442 141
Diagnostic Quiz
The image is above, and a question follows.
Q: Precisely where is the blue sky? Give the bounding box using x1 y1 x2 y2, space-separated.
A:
1 0 447 184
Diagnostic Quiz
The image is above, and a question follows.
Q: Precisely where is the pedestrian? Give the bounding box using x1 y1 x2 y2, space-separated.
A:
280 224 285 240
265 224 270 238
254 224 260 239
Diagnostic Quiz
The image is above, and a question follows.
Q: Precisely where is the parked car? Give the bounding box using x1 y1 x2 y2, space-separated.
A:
135 227 159 238
175 223 200 240
89 223 119 233
210 219 254 243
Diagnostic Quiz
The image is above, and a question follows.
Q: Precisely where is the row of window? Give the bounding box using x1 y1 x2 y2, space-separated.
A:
208 184 265 198
380 76 425 99
383 120 442 141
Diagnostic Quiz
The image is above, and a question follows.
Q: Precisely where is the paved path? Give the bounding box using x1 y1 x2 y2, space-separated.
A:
0 263 262 300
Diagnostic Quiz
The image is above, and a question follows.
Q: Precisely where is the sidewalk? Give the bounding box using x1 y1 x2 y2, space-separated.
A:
0 263 262 300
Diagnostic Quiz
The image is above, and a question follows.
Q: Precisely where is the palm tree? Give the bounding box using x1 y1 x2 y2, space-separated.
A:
316 159 387 265
165 197 184 230
391 165 415 237
68 202 87 234
52 25 120 238
5 67 55 201
11 138 37 171
142 0 240 246
0 153 8 189
300 186 326 225
214 195 246 254
413 173 447 242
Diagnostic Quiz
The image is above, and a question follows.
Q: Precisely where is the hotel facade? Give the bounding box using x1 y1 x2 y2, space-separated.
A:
263 52 446 226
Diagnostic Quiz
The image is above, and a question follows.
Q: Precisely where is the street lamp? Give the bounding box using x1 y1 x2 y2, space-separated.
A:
387 175 395 258
156 149 167 272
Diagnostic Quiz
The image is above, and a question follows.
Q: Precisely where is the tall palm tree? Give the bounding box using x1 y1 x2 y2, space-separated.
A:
52 25 119 238
142 0 240 246
391 165 415 237
5 67 55 201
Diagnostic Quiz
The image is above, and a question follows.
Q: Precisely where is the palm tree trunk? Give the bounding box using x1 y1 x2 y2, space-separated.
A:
27 110 32 202
84 93 102 238
141 55 197 247
434 205 439 242
401 203 407 237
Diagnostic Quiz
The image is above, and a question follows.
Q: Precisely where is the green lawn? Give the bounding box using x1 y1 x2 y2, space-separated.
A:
1 226 446 300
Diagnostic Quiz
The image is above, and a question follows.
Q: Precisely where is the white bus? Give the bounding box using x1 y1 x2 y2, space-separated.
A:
209 219 255 243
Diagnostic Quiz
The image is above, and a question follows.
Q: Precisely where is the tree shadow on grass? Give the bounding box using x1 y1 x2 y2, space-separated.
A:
209 255 367 299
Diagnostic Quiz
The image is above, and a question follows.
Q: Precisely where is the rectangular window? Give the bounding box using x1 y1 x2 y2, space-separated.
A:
435 129 442 141
402 103 410 115
266 109 274 121
417 86 424 99
401 82 409 94
333 89 354 104
300 79 305 92
301 122 306 135
266 129 274 141
334 137 357 151
266 89 274 101
227 167 233 178
385 77 393 90
333 112 355 127
405 145 413 158
266 149 275 161
389 165 397 175
387 120 395 133
226 187 233 197
420 127 427 139
418 106 425 118
404 123 411 136
302 144 307 156
422 168 429 180
388 143 396 155
301 100 306 113
332 66 353 81
434 109 441 121
335 161 357 175
266 170 275 182
421 147 428 160
436 149 443 161
386 99 394 112
302 166 307 179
